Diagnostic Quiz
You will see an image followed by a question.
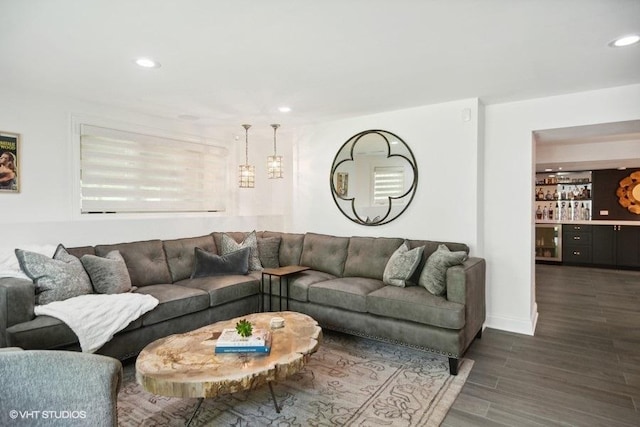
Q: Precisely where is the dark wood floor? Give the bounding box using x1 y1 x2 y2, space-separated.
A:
443 264 640 427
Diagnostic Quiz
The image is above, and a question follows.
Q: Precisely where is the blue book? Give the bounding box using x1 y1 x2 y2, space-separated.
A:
215 345 270 354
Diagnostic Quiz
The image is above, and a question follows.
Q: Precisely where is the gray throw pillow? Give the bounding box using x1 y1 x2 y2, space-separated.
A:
257 237 281 269
191 247 250 278
15 244 93 305
419 244 468 296
383 241 424 287
81 250 132 294
220 231 262 271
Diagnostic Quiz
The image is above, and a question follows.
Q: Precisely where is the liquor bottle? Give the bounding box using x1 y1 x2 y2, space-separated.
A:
545 190 552 200
553 188 559 200
536 205 543 220
561 186 567 200
573 202 579 220
548 203 554 220
584 204 590 220
543 205 548 220
560 202 567 220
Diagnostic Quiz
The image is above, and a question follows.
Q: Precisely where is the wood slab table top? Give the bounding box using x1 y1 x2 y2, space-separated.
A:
135 311 322 399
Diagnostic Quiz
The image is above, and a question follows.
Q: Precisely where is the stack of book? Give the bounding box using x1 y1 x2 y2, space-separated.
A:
214 328 271 354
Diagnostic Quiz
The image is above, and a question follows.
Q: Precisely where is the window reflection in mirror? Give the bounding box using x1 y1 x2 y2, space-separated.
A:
330 130 418 226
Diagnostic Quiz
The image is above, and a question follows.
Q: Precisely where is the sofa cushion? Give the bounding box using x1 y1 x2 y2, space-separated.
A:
6 315 142 350
300 233 349 277
343 237 404 280
288 270 337 302
15 245 93 305
175 275 260 307
407 239 469 285
257 237 281 268
420 244 468 296
163 235 217 282
367 285 465 329
212 231 252 250
220 231 262 271
95 240 172 288
382 241 424 287
65 246 96 259
262 231 305 266
81 250 132 294
134 284 209 326
191 247 250 278
308 277 385 312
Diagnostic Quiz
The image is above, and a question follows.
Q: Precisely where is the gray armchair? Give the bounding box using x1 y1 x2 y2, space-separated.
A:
0 348 122 426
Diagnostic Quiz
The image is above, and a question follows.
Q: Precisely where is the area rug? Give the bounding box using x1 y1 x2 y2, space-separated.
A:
117 331 472 426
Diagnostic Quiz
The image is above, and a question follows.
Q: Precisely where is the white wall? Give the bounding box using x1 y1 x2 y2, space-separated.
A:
484 84 640 334
291 99 482 250
0 88 292 249
292 84 640 337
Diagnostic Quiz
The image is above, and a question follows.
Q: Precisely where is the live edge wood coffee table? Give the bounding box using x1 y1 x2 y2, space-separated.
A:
136 311 322 426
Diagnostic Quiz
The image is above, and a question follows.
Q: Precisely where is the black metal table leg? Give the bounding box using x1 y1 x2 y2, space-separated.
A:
268 382 281 413
268 274 272 311
286 276 289 310
260 272 264 312
185 397 204 427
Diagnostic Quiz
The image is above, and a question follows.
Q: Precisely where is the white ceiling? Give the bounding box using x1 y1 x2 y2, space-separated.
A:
1 0 639 140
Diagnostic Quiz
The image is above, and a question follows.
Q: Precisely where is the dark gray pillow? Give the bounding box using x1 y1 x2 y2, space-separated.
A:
81 250 132 294
15 244 93 305
220 231 262 271
382 241 424 287
257 237 281 268
191 247 250 278
419 244 468 296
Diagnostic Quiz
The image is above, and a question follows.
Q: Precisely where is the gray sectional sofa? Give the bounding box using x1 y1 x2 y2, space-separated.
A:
0 231 485 375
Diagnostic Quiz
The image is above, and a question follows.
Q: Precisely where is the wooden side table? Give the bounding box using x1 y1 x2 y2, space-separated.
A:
261 265 310 311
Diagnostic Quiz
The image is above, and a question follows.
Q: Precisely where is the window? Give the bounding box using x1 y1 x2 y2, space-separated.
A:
372 166 405 205
80 124 227 214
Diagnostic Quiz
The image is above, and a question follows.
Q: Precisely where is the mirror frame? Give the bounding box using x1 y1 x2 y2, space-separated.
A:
329 129 418 226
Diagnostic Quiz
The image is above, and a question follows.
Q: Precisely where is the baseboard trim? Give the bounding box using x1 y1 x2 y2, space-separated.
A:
485 311 537 336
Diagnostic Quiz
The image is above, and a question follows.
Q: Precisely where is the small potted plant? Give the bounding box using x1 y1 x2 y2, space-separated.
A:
235 319 253 338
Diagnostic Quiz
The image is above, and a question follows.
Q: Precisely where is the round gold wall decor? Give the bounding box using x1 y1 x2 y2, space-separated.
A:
616 171 640 214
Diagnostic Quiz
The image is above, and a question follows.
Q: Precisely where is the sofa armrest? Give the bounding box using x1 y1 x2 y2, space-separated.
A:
0 350 122 427
445 257 486 347
0 277 36 347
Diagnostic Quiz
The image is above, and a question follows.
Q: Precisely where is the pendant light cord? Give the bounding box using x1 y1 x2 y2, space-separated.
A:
242 124 251 165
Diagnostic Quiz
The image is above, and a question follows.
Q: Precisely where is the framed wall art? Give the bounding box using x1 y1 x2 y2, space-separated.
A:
0 131 20 193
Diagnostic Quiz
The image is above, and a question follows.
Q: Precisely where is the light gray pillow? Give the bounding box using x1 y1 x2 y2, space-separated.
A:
419 244 468 296
15 244 93 305
257 236 281 269
383 241 424 287
220 231 262 271
191 247 250 278
81 250 132 294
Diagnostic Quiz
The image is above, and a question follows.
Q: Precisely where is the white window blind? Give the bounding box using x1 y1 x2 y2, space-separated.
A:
80 124 227 213
372 166 405 205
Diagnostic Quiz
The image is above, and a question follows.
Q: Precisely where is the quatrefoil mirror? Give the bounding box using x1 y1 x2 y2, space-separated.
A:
330 129 418 226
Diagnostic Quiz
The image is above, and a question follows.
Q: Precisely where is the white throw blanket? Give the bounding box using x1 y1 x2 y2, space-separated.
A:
34 293 159 353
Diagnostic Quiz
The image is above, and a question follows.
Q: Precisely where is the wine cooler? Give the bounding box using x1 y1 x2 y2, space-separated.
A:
535 224 562 262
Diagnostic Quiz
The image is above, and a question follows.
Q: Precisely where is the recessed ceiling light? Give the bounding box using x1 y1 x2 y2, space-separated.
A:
609 34 640 47
135 57 161 68
544 168 553 172
278 106 292 113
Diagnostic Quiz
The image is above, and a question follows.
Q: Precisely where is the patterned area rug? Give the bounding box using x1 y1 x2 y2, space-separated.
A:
117 331 472 426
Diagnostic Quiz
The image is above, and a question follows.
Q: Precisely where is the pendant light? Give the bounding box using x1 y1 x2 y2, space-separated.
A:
267 124 283 179
238 124 255 188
